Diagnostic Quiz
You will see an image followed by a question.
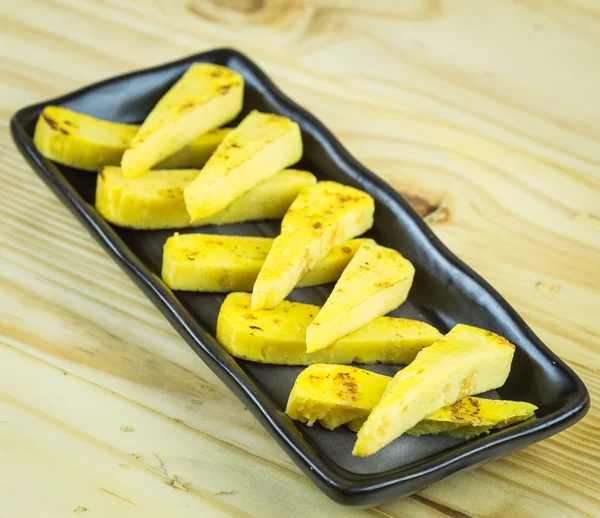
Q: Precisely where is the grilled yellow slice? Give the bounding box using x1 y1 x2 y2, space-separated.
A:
405 396 537 438
34 106 138 171
286 365 390 430
184 110 302 222
163 237 371 292
252 181 375 310
96 167 314 229
306 242 415 353
216 293 441 365
33 106 231 171
121 63 243 178
288 365 535 433
353 324 515 456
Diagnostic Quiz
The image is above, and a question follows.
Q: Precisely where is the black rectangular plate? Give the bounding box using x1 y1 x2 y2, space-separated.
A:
11 48 589 506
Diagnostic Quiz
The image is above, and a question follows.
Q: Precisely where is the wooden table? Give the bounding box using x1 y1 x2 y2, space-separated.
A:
1 1 599 516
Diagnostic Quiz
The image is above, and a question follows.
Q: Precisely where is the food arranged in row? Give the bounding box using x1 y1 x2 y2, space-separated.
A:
34 62 536 457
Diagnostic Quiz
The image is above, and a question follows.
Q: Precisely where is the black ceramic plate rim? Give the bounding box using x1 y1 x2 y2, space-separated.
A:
10 48 590 505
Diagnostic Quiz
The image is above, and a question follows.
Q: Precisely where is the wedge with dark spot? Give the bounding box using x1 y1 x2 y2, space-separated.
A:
121 63 243 178
306 242 414 353
252 181 374 310
353 324 515 456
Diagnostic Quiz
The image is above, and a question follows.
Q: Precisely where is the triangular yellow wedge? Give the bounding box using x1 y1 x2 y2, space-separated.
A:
121 63 243 178
306 242 415 353
251 181 375 310
353 324 515 456
216 293 442 365
184 110 302 221
33 105 232 172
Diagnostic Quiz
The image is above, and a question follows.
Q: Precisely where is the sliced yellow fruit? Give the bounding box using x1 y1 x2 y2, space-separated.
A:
286 365 391 430
184 110 302 221
34 106 139 171
306 242 415 353
163 235 272 293
33 106 231 172
163 236 371 292
288 365 535 434
96 167 315 230
252 181 375 310
216 293 441 365
405 396 538 438
121 63 243 178
353 324 515 456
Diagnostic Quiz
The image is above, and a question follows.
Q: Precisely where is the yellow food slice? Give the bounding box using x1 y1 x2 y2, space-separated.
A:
288 365 535 433
252 181 375 310
34 106 139 171
121 63 243 178
406 396 538 438
353 324 516 456
163 236 371 292
216 293 441 365
286 365 391 430
347 400 536 436
96 167 315 230
163 235 272 293
184 110 302 221
306 242 415 353
33 106 232 172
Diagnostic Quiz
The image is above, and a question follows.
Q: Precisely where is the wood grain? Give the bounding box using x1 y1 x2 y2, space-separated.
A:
1 0 599 516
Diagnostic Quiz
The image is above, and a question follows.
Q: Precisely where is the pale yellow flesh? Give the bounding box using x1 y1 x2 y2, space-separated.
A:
96 167 315 230
184 110 302 221
34 106 139 171
346 399 536 437
353 324 516 456
216 293 442 365
286 365 391 429
33 106 232 172
252 181 375 310
306 242 415 353
121 63 244 178
287 365 535 433
163 236 371 292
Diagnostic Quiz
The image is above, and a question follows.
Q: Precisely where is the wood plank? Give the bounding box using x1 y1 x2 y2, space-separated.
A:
1 0 598 516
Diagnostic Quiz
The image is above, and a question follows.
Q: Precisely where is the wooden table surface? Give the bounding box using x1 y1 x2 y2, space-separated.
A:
1 1 599 516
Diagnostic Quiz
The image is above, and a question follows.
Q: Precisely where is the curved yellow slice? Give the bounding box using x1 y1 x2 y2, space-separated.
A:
34 106 231 172
34 106 138 171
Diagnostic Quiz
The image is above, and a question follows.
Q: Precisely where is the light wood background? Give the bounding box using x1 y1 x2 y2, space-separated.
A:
1 1 599 516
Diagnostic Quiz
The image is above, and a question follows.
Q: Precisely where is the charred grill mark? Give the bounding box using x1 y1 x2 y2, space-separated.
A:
42 113 59 130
